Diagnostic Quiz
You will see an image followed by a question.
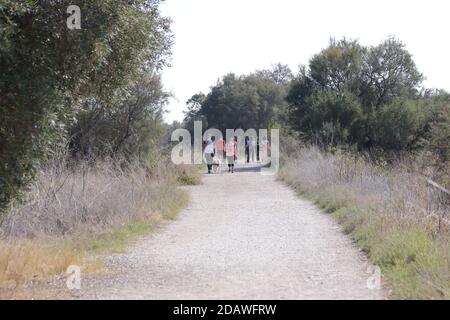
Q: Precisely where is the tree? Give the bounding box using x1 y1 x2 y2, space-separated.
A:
183 92 207 136
286 66 318 134
360 37 423 108
308 89 363 146
256 63 293 85
425 92 450 169
309 38 364 94
69 73 170 159
372 98 430 150
185 70 288 133
286 37 427 151
0 0 172 212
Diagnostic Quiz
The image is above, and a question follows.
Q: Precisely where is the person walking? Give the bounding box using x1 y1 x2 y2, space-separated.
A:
204 138 215 174
225 138 236 173
216 137 225 160
245 137 250 163
260 136 269 163
249 136 257 163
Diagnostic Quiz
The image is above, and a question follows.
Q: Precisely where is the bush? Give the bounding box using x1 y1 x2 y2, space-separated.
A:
372 98 430 151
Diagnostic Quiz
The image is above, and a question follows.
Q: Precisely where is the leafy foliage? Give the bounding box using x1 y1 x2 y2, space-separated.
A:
0 0 172 212
184 65 290 132
286 37 428 150
69 73 170 159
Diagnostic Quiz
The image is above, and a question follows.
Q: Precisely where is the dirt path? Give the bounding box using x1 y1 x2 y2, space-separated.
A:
79 163 385 299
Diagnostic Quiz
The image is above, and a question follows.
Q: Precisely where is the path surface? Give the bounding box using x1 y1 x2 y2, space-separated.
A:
80 163 384 299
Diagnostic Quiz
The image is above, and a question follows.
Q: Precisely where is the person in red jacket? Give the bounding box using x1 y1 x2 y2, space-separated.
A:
216 137 225 159
225 138 236 173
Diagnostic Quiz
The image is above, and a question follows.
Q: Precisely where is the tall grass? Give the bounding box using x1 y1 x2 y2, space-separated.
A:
0 154 193 295
279 145 449 299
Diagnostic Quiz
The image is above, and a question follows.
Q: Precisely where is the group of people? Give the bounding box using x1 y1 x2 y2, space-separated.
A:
203 136 270 174
203 137 237 174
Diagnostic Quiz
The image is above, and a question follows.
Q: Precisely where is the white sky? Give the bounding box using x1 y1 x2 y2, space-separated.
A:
160 0 450 123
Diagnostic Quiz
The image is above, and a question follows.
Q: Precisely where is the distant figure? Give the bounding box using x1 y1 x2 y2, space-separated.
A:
260 136 269 162
204 138 215 174
249 136 257 163
245 136 250 163
216 137 225 159
226 138 236 173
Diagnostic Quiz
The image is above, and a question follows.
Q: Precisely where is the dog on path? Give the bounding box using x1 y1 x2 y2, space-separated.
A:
212 156 221 173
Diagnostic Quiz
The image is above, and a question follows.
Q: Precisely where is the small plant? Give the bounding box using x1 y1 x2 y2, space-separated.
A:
177 172 201 185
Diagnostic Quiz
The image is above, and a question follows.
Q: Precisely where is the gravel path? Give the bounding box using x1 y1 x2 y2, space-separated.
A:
80 163 385 299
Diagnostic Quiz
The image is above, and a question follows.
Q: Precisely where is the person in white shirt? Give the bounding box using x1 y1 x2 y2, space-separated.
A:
204 138 215 174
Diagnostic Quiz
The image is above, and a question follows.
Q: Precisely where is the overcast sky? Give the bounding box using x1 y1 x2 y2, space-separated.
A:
160 0 450 123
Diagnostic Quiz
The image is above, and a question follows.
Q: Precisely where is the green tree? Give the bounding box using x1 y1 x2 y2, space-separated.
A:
287 37 426 151
186 70 288 133
309 38 364 94
308 89 363 146
360 37 423 108
69 73 170 159
372 98 430 150
0 0 172 212
425 91 450 169
183 92 207 137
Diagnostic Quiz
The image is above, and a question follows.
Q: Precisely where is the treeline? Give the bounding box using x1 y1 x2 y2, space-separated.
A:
185 37 449 172
0 1 173 213
183 64 292 134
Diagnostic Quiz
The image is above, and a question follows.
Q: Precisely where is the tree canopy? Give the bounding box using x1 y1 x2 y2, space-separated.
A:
286 37 431 150
0 0 172 211
183 65 291 133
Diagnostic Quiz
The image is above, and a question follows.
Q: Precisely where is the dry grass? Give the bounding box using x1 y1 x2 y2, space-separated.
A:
0 240 77 286
279 145 449 299
0 155 193 298
0 157 186 238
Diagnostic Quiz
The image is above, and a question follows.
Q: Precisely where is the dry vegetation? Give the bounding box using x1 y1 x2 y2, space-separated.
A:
279 145 449 299
0 155 197 297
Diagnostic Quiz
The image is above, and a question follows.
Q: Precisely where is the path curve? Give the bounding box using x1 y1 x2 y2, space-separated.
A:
80 163 385 299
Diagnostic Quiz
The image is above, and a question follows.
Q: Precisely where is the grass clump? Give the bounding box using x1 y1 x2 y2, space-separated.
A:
176 164 202 186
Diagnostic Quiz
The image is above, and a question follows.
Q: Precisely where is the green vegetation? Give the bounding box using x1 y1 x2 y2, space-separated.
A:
279 41 448 299
0 0 172 213
0 0 196 293
286 38 449 154
69 188 189 255
183 63 292 134
181 37 449 300
0 0 448 300
176 164 203 186
279 146 449 299
177 172 202 186
0 158 191 290
184 38 449 174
